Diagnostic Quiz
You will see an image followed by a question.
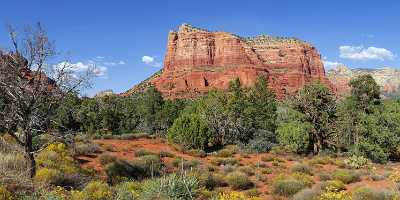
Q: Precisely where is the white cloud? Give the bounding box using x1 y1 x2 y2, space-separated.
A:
54 61 107 77
92 66 107 77
322 56 344 70
323 60 343 70
53 56 125 79
142 55 162 67
339 45 394 61
142 56 154 63
102 60 126 66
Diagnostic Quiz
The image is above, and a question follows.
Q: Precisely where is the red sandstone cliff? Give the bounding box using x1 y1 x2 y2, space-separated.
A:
125 24 332 99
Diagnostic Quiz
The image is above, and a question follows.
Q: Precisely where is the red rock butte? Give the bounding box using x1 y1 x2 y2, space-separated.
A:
125 24 333 99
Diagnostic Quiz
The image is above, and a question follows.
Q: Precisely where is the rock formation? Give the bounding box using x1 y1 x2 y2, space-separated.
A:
328 65 400 98
125 24 332 99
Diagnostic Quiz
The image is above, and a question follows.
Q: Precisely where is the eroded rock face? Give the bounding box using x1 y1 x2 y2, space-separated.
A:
126 24 332 99
328 65 400 98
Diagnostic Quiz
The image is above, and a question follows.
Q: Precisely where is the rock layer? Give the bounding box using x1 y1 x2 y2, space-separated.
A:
126 24 332 99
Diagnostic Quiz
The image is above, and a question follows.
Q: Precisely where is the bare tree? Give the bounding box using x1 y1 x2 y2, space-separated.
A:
0 23 94 178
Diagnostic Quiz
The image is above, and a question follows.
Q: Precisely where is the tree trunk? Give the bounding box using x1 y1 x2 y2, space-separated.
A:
313 133 320 155
26 151 36 178
313 143 319 155
25 132 36 178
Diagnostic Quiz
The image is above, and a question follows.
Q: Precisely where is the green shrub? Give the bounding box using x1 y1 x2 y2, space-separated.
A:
261 168 272 174
106 155 163 181
105 160 137 181
40 187 69 200
210 158 239 166
134 149 156 157
370 174 385 181
352 186 398 200
130 155 163 179
214 191 262 200
292 163 313 175
319 173 332 181
201 173 227 190
159 151 175 158
292 187 321 200
224 171 254 190
344 155 370 169
261 155 284 163
276 121 311 153
332 170 361 184
216 149 235 158
114 181 142 200
320 180 346 191
245 188 260 197
82 181 113 200
140 173 199 200
186 149 206 157
308 156 333 165
167 113 210 150
272 179 308 197
291 172 314 187
172 158 200 170
99 153 117 166
238 166 255 176
245 130 275 153
74 142 101 156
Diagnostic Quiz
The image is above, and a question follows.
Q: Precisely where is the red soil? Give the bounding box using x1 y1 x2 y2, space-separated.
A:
77 137 398 200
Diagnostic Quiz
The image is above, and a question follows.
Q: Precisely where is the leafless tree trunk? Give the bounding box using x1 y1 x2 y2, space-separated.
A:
0 23 95 178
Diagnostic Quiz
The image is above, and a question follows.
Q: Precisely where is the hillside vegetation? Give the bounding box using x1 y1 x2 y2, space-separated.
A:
2 72 400 199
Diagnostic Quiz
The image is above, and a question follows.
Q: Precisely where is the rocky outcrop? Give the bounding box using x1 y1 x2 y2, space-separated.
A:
125 24 332 99
327 65 400 98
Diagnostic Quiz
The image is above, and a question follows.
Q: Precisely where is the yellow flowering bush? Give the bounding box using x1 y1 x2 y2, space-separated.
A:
41 186 68 200
291 172 314 187
36 143 78 174
82 181 113 200
34 168 60 184
114 181 142 200
389 171 400 183
216 191 262 200
319 187 351 200
71 190 87 200
0 186 15 200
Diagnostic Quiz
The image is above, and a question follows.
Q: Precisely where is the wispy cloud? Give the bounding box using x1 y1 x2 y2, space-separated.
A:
54 61 107 78
93 56 126 67
142 55 162 67
322 56 343 70
339 45 394 61
323 61 343 70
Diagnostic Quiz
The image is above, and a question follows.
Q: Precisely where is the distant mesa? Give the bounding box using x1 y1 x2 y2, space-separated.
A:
328 65 400 98
124 23 333 99
95 89 114 98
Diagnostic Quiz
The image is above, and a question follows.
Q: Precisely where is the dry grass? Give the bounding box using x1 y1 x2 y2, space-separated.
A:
0 137 32 191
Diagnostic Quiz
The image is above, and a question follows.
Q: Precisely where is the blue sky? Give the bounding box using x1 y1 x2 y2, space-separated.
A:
1 0 399 95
